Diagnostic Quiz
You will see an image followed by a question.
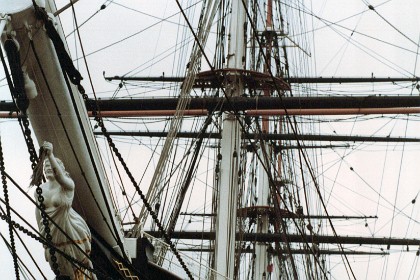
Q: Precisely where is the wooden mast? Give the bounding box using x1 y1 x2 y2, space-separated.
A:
214 0 246 278
254 0 273 278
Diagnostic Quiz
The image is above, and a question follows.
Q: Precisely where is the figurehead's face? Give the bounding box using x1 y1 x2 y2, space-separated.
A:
43 159 53 177
43 158 66 178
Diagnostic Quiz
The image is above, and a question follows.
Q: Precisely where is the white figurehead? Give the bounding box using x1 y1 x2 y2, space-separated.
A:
34 141 96 279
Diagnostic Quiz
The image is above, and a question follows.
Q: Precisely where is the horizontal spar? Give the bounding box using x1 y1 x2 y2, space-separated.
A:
1 108 419 118
0 95 419 117
94 131 420 143
178 213 378 219
85 96 420 115
145 231 420 246
178 247 388 255
87 96 420 111
87 108 420 116
105 75 420 84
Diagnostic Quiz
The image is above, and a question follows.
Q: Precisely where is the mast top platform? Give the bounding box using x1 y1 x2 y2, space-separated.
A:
237 206 296 220
195 68 290 91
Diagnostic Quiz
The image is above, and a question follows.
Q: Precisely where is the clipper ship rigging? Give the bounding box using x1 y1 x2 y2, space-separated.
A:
1 0 420 279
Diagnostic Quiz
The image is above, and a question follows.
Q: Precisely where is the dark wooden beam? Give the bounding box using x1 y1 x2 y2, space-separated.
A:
177 247 388 255
145 231 420 246
178 213 378 219
0 95 419 113
104 75 420 84
87 96 420 111
94 131 420 143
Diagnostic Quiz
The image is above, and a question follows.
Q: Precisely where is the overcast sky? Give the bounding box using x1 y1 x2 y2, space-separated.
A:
1 0 420 279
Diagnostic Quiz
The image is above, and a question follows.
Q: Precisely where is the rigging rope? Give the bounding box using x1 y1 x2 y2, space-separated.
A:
0 29 63 278
175 0 306 277
64 0 111 39
366 3 420 47
32 153 62 277
0 139 20 279
10 3 147 278
28 37 121 239
8 221 47 279
64 0 195 277
137 0 218 230
0 210 101 279
29 4 137 268
240 1 358 278
0 232 36 279
0 38 39 174
4 172 109 279
175 1 328 278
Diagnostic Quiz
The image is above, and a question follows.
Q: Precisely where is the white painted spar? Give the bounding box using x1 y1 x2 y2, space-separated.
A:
0 0 127 257
2 0 33 14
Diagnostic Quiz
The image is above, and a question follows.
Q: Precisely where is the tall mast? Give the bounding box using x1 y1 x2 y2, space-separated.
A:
255 0 273 278
214 0 246 278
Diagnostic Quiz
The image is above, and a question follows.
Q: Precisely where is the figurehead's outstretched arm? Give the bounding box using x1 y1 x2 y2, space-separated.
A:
42 141 75 191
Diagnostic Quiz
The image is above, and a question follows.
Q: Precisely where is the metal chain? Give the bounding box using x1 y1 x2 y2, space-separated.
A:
0 20 60 280
4 39 62 278
0 212 109 280
18 115 39 170
29 1 192 278
86 99 194 279
36 181 61 277
0 139 20 279
0 23 62 278
18 116 61 277
8 58 62 277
